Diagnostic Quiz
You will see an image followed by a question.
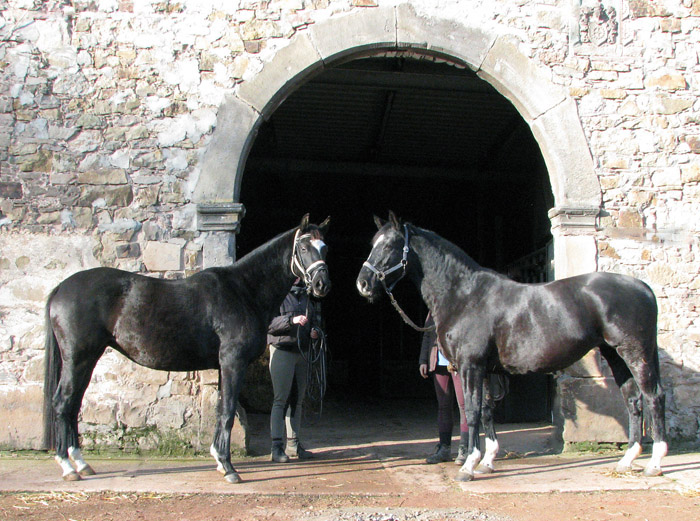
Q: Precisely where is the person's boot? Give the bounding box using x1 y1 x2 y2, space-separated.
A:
454 444 468 465
287 438 313 460
271 441 290 463
425 443 451 464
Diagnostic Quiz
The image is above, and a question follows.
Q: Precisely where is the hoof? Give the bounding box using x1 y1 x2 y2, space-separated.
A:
224 472 242 484
644 466 663 477
63 471 81 482
78 465 96 477
454 471 474 482
475 464 494 475
615 464 633 473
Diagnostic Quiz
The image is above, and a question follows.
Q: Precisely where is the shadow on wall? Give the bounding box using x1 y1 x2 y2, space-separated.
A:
554 346 697 448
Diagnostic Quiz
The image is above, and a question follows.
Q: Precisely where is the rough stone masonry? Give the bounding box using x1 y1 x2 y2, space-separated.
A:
0 0 699 452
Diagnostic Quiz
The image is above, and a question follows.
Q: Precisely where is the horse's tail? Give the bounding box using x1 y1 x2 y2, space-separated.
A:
42 287 61 450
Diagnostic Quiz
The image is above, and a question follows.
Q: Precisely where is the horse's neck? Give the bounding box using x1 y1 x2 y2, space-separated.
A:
409 231 481 318
230 229 296 311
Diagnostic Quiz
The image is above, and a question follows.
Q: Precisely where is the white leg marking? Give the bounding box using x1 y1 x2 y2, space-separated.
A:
210 444 225 474
479 438 499 472
68 447 89 473
616 442 642 472
459 448 482 477
644 441 667 476
55 455 77 478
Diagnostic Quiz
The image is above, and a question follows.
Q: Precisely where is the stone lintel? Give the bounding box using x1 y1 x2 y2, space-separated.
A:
197 203 246 232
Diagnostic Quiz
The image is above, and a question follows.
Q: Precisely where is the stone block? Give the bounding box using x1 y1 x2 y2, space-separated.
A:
0 385 44 449
198 385 249 452
310 5 395 63
78 185 133 207
193 95 256 205
564 351 606 378
143 241 183 271
237 34 321 116
77 168 128 185
552 234 597 279
556 375 629 443
396 3 496 71
479 35 566 121
530 98 599 207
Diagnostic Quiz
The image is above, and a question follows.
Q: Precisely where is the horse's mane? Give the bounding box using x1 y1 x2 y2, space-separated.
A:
235 227 294 272
409 224 508 282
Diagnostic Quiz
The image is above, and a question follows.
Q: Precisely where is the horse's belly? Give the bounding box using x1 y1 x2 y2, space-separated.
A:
112 326 219 371
498 337 594 374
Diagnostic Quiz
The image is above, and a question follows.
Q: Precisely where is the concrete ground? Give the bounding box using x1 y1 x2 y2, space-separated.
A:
1 399 699 497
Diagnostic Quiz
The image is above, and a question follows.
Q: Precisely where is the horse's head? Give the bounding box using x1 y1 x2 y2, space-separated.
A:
292 214 331 298
356 211 407 302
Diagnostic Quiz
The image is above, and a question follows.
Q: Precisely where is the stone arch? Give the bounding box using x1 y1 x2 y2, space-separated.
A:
194 3 601 275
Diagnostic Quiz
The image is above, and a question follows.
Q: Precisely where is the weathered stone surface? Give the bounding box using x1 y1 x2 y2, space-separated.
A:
0 385 44 450
556 375 629 443
237 33 322 115
143 241 183 271
1 0 699 452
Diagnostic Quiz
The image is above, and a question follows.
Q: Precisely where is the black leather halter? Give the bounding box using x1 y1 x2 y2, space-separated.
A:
291 230 328 294
363 225 435 332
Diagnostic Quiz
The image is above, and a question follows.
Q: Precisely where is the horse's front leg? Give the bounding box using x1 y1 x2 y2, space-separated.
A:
210 359 247 484
455 363 486 482
477 376 498 474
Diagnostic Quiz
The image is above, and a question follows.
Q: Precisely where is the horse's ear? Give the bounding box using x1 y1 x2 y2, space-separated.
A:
319 216 331 235
388 210 401 230
373 215 386 230
299 213 310 231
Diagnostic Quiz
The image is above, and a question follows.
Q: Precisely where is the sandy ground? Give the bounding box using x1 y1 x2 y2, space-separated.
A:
1 399 698 520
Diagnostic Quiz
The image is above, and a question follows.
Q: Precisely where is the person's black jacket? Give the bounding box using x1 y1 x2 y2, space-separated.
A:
267 284 322 353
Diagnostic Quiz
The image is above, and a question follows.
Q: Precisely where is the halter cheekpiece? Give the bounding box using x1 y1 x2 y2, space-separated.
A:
363 225 435 332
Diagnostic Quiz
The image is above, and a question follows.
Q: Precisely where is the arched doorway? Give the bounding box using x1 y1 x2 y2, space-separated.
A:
192 3 602 431
238 53 554 422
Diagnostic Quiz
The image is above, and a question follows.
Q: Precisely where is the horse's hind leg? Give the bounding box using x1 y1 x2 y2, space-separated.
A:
53 354 102 480
602 344 667 476
599 346 644 472
632 352 667 476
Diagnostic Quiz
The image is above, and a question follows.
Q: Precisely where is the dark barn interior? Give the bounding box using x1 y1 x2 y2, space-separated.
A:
237 56 554 423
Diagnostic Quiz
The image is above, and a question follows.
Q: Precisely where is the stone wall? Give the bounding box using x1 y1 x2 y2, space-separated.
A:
1 0 699 450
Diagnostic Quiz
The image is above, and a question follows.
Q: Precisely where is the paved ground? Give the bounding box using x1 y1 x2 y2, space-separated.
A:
1 399 699 498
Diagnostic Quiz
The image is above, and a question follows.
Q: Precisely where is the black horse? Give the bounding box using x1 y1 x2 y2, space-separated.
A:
43 215 331 484
356 212 666 481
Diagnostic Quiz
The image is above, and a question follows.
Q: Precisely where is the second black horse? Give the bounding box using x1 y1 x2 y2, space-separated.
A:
356 212 666 482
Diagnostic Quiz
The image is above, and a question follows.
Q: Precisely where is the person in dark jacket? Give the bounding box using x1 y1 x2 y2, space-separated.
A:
267 280 322 463
419 312 469 465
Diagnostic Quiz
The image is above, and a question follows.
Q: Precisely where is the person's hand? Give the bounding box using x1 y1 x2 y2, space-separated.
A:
419 364 429 379
310 327 319 339
292 315 308 326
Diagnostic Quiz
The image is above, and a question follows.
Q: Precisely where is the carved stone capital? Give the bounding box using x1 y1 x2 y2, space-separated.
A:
549 206 599 233
196 203 246 232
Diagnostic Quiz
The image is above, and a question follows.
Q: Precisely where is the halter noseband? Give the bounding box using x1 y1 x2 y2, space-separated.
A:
362 225 435 332
291 230 328 293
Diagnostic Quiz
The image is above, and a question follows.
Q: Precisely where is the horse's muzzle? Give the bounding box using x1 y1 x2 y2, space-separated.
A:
355 268 377 301
311 268 331 298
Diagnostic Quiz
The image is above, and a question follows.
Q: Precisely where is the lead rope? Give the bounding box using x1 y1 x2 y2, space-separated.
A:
385 288 435 332
378 225 435 333
297 298 328 417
